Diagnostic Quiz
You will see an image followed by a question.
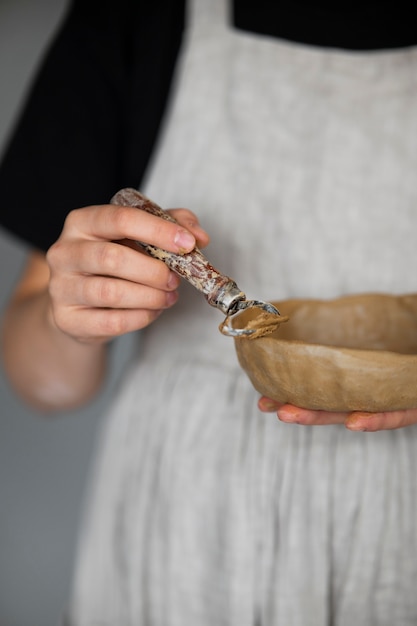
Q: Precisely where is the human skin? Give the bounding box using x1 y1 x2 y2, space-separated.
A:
0 202 209 412
2 201 416 431
257 396 417 431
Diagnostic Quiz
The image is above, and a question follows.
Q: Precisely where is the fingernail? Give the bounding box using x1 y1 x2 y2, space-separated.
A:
174 229 195 252
345 412 372 432
262 400 280 412
346 423 367 432
277 408 298 423
167 271 180 289
166 290 179 306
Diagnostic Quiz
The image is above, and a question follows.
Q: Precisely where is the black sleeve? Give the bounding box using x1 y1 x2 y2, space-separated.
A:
0 0 185 251
233 1 416 50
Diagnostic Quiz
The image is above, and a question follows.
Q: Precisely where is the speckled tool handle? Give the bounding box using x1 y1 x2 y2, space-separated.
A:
110 188 246 315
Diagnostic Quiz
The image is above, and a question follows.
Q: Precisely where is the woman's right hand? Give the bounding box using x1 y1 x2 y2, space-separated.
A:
46 200 210 344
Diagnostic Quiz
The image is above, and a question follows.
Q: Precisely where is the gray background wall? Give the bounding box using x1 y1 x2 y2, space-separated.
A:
0 2 133 624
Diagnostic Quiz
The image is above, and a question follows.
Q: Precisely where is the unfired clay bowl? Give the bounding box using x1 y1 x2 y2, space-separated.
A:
233 294 417 412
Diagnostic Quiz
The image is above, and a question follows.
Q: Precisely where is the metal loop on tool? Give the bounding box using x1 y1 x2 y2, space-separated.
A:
219 300 281 337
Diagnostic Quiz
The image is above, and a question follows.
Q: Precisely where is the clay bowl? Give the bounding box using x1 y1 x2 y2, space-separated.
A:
232 294 417 412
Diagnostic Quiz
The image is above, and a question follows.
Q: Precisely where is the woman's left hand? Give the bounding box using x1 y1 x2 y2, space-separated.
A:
258 396 417 431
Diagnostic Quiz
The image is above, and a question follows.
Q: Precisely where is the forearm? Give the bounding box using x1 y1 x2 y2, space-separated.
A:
0 202 208 413
1 287 107 413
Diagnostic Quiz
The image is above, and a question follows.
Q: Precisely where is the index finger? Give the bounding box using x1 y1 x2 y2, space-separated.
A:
63 203 197 254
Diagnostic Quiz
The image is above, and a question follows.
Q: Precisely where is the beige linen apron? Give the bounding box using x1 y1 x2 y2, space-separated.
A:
69 0 417 624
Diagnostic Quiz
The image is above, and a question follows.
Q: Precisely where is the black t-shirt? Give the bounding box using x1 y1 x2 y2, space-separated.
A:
0 0 186 251
0 0 415 251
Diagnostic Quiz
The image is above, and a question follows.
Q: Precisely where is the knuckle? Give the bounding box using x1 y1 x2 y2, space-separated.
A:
101 308 160 337
80 277 104 306
95 278 121 307
97 242 122 273
101 314 126 337
112 206 134 234
397 411 409 429
62 208 82 233
46 240 64 269
146 218 167 245
147 215 178 249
